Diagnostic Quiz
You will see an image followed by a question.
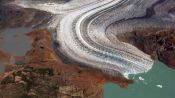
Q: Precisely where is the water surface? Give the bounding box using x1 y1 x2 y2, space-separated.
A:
104 61 175 98
0 66 5 72
0 27 32 56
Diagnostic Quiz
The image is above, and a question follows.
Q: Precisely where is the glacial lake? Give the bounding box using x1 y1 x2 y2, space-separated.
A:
0 66 5 72
104 61 175 98
0 27 32 56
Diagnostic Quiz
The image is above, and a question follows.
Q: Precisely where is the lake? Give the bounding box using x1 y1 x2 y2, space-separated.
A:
0 27 32 56
104 61 175 98
0 65 5 72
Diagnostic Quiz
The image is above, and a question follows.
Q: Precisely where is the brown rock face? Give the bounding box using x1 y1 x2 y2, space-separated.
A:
0 29 133 98
0 4 52 31
117 28 175 69
150 29 175 69
0 49 15 65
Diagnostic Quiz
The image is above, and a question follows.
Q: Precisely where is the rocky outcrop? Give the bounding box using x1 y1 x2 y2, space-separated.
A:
0 29 133 98
0 49 15 66
0 4 52 31
116 28 175 69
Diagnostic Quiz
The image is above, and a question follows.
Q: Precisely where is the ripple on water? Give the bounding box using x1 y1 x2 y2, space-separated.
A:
0 27 32 56
104 61 175 98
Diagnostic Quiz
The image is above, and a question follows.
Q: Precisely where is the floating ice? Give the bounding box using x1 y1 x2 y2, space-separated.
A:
156 85 163 88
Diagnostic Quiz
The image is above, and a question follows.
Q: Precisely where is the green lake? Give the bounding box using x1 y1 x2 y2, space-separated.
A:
0 66 5 72
104 61 175 98
0 27 32 56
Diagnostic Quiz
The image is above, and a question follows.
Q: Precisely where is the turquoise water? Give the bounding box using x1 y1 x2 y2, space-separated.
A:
0 27 32 56
104 61 175 98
